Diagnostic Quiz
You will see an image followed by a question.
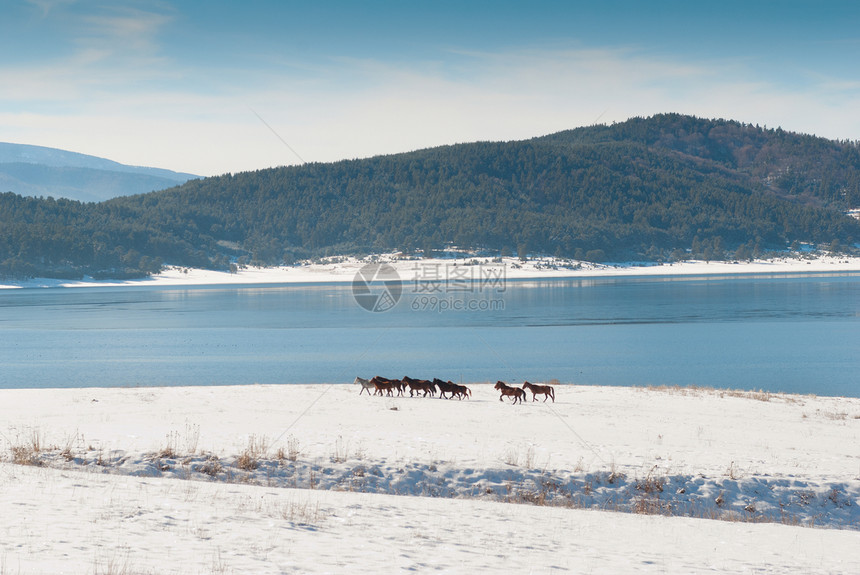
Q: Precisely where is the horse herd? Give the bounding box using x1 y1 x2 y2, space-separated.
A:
353 376 556 404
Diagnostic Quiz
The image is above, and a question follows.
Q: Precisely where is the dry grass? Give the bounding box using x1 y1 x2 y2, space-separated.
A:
724 461 744 480
503 444 536 468
642 384 785 403
236 452 258 471
275 435 302 462
276 499 325 526
9 428 44 466
158 431 180 459
199 454 223 477
331 435 349 463
236 434 269 471
635 465 664 494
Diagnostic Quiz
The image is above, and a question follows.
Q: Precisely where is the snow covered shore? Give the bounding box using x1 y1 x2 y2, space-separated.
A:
2 383 859 573
2 253 859 289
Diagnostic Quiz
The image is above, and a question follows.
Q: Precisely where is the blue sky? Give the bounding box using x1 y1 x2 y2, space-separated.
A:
1 0 859 176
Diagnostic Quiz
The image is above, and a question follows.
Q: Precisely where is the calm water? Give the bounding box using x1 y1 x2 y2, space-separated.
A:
0 273 857 396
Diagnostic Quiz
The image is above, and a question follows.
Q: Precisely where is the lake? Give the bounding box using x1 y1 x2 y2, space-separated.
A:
0 272 857 396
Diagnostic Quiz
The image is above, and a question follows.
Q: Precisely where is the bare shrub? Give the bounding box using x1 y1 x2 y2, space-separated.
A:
59 431 82 462
523 445 535 469
606 461 625 484
184 423 200 454
503 444 535 468
277 499 325 526
236 434 269 471
352 441 367 461
247 434 269 456
724 461 743 480
199 455 223 477
633 496 667 515
331 435 349 463
10 428 43 466
635 466 664 494
10 445 40 466
60 446 75 462
287 436 301 461
236 451 258 471
159 431 180 459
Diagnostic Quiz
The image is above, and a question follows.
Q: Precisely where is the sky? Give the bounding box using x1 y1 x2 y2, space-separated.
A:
1 0 859 176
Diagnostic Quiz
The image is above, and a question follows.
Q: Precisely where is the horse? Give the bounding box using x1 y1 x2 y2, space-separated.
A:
451 383 471 399
494 381 525 404
433 378 457 399
370 376 401 397
354 376 376 396
372 376 404 396
522 381 555 402
403 376 436 397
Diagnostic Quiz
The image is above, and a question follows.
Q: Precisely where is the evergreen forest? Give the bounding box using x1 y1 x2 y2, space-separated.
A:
2 114 859 279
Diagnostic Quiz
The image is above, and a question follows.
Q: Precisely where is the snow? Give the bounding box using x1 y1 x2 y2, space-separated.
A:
2 253 859 289
2 383 859 573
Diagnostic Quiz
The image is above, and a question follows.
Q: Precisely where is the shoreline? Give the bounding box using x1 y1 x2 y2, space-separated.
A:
2 253 859 289
1 380 854 400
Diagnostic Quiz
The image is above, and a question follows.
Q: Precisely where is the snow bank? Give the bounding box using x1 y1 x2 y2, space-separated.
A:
2 253 859 289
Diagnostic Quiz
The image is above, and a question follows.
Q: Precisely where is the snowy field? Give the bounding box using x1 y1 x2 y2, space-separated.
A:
2 383 859 574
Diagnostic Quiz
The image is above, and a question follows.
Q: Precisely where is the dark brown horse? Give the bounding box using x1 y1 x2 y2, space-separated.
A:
403 376 436 397
434 379 471 400
522 381 555 402
451 383 471 399
494 381 525 404
433 378 457 399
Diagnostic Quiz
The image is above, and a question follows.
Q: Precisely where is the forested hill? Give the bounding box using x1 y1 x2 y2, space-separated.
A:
2 113 859 279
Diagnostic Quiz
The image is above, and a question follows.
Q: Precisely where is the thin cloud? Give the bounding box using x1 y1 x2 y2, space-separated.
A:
76 5 174 58
26 0 76 17
4 36 860 175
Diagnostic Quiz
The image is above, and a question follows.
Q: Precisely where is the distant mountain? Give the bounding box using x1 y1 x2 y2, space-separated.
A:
0 143 199 202
1 114 859 280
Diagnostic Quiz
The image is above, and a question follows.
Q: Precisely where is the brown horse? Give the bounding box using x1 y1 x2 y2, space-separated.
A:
451 383 471 399
403 376 436 397
433 378 457 399
372 376 404 396
522 381 555 402
435 379 471 400
494 381 525 404
371 376 396 396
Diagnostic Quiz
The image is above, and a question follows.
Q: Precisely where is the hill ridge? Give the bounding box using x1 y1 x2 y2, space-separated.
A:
1 114 859 279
